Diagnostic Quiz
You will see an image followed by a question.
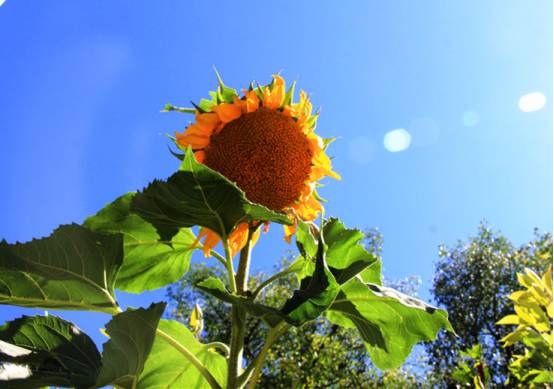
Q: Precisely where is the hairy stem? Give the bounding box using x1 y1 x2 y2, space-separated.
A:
223 240 237 294
227 226 255 389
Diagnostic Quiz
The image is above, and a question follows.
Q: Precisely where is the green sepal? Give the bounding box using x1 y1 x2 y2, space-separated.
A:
162 104 196 114
167 144 185 161
254 83 265 101
192 100 210 114
213 68 238 103
312 189 327 203
282 80 296 107
323 137 337 150
303 114 318 130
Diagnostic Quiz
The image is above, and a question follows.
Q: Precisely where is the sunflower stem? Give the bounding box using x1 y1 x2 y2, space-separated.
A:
227 226 255 389
222 240 237 294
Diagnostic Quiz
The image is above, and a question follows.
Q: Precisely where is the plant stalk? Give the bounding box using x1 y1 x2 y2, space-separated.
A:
227 226 256 389
226 225 255 389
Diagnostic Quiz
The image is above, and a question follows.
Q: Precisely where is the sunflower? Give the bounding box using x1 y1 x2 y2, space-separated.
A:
173 73 339 258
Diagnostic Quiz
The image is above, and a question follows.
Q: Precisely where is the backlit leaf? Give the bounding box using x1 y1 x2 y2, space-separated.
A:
85 193 197 293
137 319 227 389
327 278 453 370
131 148 291 241
0 224 122 313
95 302 166 389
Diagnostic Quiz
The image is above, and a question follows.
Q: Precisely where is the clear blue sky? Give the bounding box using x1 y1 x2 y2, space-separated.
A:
0 1 552 347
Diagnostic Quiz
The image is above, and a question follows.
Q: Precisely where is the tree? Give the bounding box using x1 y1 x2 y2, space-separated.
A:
167 230 427 388
425 223 552 387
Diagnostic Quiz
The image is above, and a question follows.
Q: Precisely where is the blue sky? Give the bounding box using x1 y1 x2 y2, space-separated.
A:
0 1 552 347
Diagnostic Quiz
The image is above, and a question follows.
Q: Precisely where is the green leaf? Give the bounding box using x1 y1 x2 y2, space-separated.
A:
137 319 227 389
95 302 166 388
327 278 453 370
295 220 318 260
322 218 381 285
196 277 284 327
131 147 291 242
280 234 340 324
85 193 197 293
530 370 553 383
0 224 122 313
0 315 101 389
197 233 340 327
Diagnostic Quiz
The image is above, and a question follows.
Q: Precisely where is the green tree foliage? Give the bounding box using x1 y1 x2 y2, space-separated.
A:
451 344 491 388
425 223 552 387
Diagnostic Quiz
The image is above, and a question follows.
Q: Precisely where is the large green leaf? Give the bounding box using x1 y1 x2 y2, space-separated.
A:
137 319 227 389
197 219 384 327
280 232 340 324
0 224 122 313
0 315 101 388
197 233 340 327
85 193 197 293
95 302 166 388
327 278 453 370
131 148 291 241
291 219 381 286
196 277 284 327
322 218 381 285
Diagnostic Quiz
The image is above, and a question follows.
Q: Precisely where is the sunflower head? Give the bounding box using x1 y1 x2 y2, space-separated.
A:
172 72 339 256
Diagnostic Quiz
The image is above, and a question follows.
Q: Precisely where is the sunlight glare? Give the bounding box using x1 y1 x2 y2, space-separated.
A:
518 92 546 112
384 129 411 152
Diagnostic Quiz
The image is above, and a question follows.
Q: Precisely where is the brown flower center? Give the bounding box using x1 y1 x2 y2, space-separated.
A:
204 107 313 211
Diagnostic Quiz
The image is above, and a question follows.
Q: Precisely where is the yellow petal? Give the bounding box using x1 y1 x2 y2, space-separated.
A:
263 76 285 109
228 223 249 258
196 228 221 257
311 151 341 181
213 102 242 123
244 90 260 113
194 150 206 163
283 221 297 243
196 112 221 132
294 193 323 221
